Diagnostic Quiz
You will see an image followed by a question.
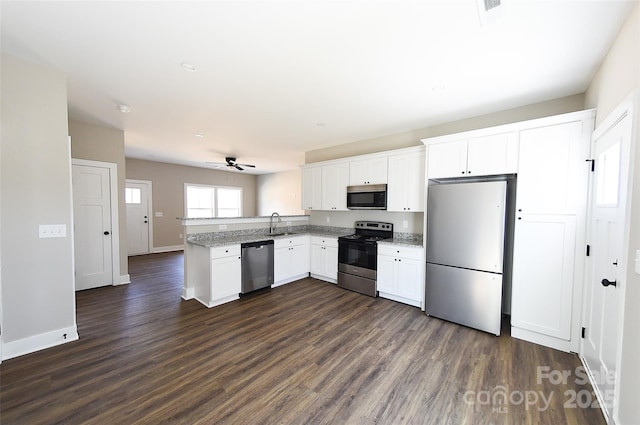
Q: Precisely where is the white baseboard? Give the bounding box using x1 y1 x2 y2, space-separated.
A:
152 245 184 253
115 274 130 285
510 326 573 353
2 325 79 360
182 287 195 300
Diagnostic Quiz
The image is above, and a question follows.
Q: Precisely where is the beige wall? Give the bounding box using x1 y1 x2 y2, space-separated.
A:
125 159 258 249
257 169 304 216
306 94 585 163
585 3 640 424
69 120 128 277
1 54 76 352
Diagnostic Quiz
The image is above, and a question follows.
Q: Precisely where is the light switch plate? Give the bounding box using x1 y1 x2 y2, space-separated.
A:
155 212 163 217
39 224 67 238
219 224 227 230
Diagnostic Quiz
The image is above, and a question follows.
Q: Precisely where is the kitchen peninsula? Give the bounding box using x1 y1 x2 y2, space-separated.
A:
181 214 423 308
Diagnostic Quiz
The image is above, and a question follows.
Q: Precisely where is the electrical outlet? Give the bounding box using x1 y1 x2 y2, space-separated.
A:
402 220 408 229
219 224 227 230
179 234 183 239
326 216 330 223
286 221 291 226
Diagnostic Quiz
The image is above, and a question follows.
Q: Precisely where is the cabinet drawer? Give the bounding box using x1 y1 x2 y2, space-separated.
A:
378 245 424 260
274 235 308 248
211 244 241 259
310 236 338 248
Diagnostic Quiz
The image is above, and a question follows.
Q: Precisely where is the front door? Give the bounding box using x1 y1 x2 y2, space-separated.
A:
72 164 113 290
126 180 151 255
581 110 632 419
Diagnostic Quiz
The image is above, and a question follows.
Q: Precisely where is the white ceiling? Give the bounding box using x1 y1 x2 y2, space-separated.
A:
1 0 636 174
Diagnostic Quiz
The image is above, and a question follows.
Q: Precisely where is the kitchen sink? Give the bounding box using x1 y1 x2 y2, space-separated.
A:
270 232 296 237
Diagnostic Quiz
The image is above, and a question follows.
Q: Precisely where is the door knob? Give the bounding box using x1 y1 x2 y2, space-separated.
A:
601 278 617 287
104 231 110 235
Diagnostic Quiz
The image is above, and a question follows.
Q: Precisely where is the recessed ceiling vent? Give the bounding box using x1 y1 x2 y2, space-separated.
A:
483 0 501 12
477 0 505 26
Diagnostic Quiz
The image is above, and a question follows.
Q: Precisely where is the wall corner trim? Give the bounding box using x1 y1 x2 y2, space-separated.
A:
116 274 131 286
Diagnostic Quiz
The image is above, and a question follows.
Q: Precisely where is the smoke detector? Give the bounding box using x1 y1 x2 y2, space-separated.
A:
118 104 131 114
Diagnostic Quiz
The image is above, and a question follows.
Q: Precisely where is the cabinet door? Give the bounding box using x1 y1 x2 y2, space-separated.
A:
426 140 467 179
376 255 396 294
321 163 349 211
396 257 423 302
517 121 585 215
324 246 338 281
511 215 576 340
290 243 310 278
466 132 518 176
349 157 388 185
301 166 322 210
211 255 241 300
366 157 388 184
388 151 425 212
274 246 291 283
310 244 323 276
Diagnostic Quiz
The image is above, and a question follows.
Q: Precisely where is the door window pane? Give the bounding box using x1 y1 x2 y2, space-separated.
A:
125 187 141 204
596 141 621 207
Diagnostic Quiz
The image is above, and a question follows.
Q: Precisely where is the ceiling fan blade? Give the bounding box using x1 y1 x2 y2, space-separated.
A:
235 164 244 171
238 163 256 168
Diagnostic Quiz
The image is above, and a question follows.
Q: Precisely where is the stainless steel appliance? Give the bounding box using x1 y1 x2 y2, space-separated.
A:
241 240 274 294
338 221 393 296
346 184 387 210
426 179 512 336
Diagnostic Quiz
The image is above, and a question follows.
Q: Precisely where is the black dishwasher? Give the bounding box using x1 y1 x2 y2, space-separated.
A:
240 240 274 294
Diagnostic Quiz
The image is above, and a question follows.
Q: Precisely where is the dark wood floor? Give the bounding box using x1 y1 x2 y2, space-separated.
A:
1 252 605 424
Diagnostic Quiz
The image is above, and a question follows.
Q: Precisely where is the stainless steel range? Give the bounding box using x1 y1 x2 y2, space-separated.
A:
337 221 394 297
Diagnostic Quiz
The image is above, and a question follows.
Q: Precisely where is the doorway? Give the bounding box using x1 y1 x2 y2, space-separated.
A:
126 179 152 255
581 103 633 422
72 159 121 290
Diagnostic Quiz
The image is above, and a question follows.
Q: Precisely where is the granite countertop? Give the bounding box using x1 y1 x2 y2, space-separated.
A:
187 227 350 248
187 226 423 249
378 238 424 248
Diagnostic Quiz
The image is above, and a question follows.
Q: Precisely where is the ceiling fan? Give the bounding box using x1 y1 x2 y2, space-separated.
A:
206 157 256 171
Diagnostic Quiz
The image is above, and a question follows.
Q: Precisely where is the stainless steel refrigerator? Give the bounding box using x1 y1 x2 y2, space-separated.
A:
425 180 510 336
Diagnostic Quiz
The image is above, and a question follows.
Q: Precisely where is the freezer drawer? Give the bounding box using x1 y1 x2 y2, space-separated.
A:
426 263 503 335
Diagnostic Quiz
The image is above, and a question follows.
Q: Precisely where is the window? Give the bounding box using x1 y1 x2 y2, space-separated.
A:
125 187 141 204
185 184 242 218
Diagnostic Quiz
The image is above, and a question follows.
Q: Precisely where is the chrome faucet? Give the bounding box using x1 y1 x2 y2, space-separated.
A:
270 212 281 234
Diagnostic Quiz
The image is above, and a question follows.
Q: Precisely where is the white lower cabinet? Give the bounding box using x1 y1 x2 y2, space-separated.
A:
192 244 241 308
377 245 424 308
274 236 310 286
511 215 577 343
309 236 338 283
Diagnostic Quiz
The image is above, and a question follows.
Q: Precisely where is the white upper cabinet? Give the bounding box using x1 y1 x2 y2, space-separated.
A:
301 165 322 211
321 162 349 211
467 132 519 176
387 148 425 212
426 132 518 179
516 121 585 215
349 156 388 185
426 139 467 179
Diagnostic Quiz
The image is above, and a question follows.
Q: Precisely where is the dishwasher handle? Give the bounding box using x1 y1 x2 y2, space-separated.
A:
241 239 275 249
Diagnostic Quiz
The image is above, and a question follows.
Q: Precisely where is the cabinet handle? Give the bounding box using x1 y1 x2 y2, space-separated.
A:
518 208 522 212
461 171 465 174
601 278 617 287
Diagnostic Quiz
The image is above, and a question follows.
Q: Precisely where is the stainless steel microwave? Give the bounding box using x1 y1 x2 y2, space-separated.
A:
346 184 387 210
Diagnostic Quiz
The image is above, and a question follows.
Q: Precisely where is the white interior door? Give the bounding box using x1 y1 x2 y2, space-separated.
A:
72 164 113 290
126 180 151 255
581 112 631 419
